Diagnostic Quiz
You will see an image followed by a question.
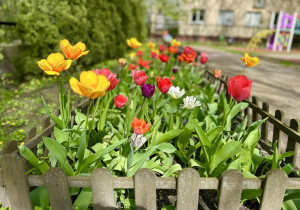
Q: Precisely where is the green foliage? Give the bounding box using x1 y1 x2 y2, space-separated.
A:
13 0 147 79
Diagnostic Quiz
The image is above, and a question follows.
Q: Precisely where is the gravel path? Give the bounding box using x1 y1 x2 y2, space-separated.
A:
192 45 300 125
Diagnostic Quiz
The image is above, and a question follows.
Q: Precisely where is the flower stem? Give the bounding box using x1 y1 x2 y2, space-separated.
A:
84 99 92 141
137 97 146 119
87 96 101 141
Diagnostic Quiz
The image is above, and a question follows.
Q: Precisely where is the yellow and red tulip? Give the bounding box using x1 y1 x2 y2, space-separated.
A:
69 71 110 99
37 53 72 76
60 39 89 60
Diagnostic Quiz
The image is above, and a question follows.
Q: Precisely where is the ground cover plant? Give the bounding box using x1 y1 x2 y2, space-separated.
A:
14 38 300 209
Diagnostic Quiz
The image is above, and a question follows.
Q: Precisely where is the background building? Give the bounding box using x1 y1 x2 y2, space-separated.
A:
151 0 300 42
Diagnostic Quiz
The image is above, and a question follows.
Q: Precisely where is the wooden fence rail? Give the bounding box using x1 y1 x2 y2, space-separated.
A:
203 70 300 168
1 153 300 210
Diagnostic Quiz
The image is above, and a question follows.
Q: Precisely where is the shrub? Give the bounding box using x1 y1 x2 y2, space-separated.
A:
13 0 147 80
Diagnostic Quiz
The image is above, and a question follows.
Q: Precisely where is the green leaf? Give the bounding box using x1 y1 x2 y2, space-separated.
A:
242 118 268 143
188 159 206 168
162 164 182 177
30 187 49 208
156 129 181 145
127 145 159 177
78 138 127 173
43 137 74 176
158 143 177 153
41 96 63 129
73 188 92 210
194 123 211 163
127 144 134 172
177 120 195 151
19 145 49 174
77 132 86 168
210 141 242 172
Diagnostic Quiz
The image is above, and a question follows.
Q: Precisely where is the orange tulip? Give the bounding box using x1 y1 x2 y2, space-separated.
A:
214 69 222 78
69 71 110 99
37 53 72 75
241 53 260 67
60 39 89 60
132 117 151 135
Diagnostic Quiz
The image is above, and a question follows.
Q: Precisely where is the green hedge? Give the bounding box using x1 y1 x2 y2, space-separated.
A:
14 0 147 80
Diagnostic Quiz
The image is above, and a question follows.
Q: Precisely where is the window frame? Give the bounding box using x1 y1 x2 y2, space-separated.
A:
245 12 262 27
218 10 234 26
190 9 206 24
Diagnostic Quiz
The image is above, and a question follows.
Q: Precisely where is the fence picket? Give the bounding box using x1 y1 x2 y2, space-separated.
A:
260 169 287 210
91 168 115 210
261 102 269 142
285 119 300 166
177 168 199 210
218 170 243 210
2 140 18 155
273 110 284 151
44 168 73 210
252 96 258 123
134 168 157 210
1 154 32 210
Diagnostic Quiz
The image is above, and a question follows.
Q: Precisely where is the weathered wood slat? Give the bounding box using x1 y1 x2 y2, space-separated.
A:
261 102 269 142
252 96 258 123
218 170 243 210
91 168 115 210
273 110 284 150
286 119 300 165
177 168 199 210
1 173 300 189
1 154 32 210
134 168 157 210
260 169 288 210
44 168 73 210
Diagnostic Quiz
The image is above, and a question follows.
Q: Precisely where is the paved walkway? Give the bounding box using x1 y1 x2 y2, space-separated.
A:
192 45 300 125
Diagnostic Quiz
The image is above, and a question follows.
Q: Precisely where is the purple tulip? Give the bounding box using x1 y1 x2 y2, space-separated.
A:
172 68 178 73
142 83 155 98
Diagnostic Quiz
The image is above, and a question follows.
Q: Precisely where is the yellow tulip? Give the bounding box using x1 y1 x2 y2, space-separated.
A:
147 41 156 49
60 39 89 60
70 71 110 99
38 53 72 75
171 39 181 47
130 52 136 60
241 53 260 67
127 37 141 49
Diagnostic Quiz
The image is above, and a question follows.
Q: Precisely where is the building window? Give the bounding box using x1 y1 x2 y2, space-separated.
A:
218 11 234 26
245 12 261 27
191 10 205 24
255 0 265 8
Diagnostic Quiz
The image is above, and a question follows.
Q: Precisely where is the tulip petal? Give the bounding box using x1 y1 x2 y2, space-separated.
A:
44 70 60 76
76 50 90 59
47 53 65 67
80 71 99 88
38 59 52 72
75 42 86 51
70 78 84 96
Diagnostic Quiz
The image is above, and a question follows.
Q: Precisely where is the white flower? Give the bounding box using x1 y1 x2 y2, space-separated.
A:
183 96 201 109
168 86 185 99
131 133 147 148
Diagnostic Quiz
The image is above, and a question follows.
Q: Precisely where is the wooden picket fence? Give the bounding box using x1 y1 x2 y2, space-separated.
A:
0 69 300 209
203 70 300 169
1 153 300 210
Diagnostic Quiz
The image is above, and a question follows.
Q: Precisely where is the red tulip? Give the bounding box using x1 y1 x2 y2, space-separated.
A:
150 51 158 59
228 75 252 101
132 70 148 85
178 46 197 63
158 54 169 63
114 94 128 108
128 63 138 70
136 58 151 69
158 78 171 93
159 44 165 53
183 46 194 55
167 46 178 54
137 51 143 57
93 68 119 91
200 52 208 64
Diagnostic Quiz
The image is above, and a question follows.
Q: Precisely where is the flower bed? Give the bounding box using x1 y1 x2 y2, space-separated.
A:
1 39 300 209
